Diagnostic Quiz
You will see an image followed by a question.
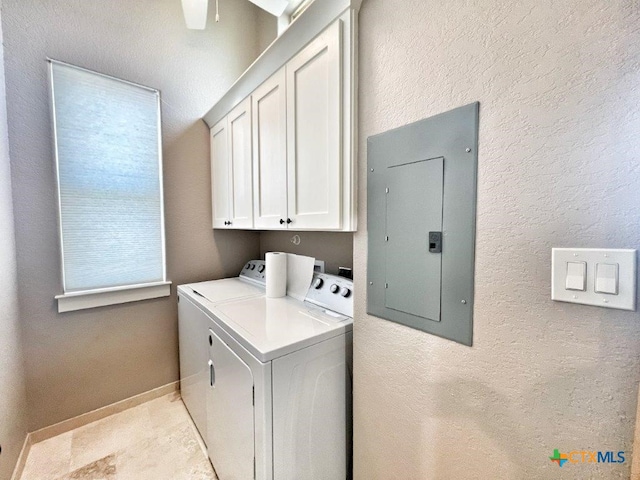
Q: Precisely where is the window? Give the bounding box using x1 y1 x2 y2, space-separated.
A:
49 60 170 313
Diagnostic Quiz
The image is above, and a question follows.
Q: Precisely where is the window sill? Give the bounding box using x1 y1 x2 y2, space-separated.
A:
55 281 172 313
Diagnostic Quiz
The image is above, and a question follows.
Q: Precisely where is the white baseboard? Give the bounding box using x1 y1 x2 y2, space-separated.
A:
9 435 32 480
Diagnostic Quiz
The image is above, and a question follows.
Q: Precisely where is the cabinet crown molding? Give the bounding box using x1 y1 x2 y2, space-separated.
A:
202 0 359 128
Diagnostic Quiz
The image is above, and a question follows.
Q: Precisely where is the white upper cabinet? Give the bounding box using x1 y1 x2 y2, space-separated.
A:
211 98 253 229
207 4 358 232
228 99 254 229
211 117 230 229
252 69 288 230
286 20 342 230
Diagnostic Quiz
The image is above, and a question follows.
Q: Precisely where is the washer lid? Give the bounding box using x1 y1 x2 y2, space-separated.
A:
213 296 353 362
183 278 264 304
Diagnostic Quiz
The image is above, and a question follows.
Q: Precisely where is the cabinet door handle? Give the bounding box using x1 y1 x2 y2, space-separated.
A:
279 219 285 225
208 359 215 387
287 218 292 224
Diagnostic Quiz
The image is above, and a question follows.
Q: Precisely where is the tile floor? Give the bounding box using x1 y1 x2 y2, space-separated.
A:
20 392 217 480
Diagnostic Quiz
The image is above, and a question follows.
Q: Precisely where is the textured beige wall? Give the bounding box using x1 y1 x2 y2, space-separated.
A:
354 1 640 479
0 9 28 479
2 0 261 431
257 9 278 54
634 394 640 479
260 231 353 275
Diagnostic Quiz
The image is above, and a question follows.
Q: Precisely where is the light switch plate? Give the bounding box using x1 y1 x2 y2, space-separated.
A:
552 248 637 311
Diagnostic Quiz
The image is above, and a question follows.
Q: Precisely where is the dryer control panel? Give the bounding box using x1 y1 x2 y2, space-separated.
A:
305 273 354 318
239 260 266 285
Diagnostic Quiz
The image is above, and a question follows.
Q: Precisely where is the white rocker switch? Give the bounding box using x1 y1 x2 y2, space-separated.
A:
595 263 619 295
565 262 586 291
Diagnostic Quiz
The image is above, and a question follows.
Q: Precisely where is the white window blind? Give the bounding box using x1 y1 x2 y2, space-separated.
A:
49 60 168 306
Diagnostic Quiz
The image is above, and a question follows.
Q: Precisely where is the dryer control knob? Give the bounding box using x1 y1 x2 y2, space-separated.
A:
313 278 324 289
250 264 256 270
330 284 339 294
245 263 251 270
258 265 265 273
340 287 351 298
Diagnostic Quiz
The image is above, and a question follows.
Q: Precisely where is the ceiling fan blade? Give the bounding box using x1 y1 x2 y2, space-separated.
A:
248 0 289 17
182 0 208 29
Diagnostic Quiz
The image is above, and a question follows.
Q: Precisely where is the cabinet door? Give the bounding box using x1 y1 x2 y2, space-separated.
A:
211 117 230 228
286 20 342 230
207 329 255 480
252 68 288 229
228 99 254 229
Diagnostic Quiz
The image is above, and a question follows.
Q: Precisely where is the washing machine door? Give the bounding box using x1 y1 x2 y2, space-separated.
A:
207 328 255 480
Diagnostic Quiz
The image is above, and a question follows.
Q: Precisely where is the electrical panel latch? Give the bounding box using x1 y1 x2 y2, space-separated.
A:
429 232 442 253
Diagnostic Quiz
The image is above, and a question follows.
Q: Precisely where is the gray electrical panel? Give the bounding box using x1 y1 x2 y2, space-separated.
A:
367 102 479 346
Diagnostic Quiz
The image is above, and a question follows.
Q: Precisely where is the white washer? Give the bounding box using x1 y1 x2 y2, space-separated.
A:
177 260 266 441
179 271 353 480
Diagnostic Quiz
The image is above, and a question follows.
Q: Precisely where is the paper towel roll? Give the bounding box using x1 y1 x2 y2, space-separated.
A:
266 252 287 298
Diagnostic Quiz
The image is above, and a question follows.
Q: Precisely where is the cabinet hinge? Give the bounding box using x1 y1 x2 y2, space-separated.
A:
385 283 388 289
385 236 389 242
252 385 255 406
385 187 389 194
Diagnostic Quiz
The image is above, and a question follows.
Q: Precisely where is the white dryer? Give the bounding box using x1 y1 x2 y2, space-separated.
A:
179 271 354 480
177 260 266 442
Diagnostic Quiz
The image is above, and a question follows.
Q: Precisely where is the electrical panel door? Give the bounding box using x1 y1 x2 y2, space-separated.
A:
367 103 478 346
385 158 444 322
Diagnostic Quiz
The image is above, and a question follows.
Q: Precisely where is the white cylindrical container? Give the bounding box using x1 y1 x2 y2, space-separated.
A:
266 252 287 298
